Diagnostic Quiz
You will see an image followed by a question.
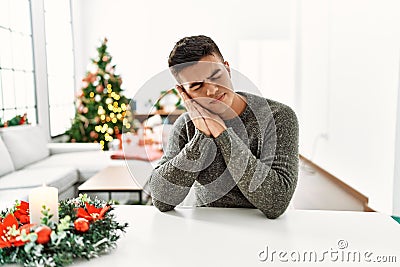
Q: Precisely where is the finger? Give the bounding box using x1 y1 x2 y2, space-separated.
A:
191 101 210 117
175 85 189 101
184 100 204 122
175 85 183 94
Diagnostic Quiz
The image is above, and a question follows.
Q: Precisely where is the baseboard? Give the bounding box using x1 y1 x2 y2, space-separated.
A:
299 154 375 212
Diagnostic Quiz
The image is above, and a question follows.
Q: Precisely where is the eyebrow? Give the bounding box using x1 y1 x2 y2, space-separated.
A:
208 69 221 79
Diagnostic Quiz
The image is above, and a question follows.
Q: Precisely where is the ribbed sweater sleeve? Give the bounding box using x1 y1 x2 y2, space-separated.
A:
149 114 215 211
214 104 299 219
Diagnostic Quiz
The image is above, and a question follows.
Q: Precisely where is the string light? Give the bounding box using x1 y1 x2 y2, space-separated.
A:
98 106 105 115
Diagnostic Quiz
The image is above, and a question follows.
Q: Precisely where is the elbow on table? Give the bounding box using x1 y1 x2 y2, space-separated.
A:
263 210 285 219
153 199 176 212
261 206 288 219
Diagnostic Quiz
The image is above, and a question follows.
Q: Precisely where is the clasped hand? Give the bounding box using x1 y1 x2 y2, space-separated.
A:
176 86 226 138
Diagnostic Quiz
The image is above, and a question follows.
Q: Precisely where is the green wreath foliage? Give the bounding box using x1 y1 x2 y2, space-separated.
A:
0 194 128 267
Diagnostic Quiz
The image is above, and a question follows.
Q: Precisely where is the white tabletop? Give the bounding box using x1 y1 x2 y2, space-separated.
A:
78 166 143 191
72 206 400 267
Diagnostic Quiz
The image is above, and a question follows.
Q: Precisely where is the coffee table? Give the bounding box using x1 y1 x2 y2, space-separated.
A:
78 166 144 204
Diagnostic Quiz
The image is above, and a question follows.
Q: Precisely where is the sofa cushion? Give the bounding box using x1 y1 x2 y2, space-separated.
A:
26 151 113 182
0 136 15 176
0 125 50 170
26 150 155 185
0 167 78 193
47 142 102 155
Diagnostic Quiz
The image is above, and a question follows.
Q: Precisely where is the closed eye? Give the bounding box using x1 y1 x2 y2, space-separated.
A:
189 82 203 90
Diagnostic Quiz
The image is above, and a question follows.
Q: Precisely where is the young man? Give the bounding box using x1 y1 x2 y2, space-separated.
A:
149 35 299 219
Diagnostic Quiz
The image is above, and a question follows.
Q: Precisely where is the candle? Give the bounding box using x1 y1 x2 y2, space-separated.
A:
29 185 59 224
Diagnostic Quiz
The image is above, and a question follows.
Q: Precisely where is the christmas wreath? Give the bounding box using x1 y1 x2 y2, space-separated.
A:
0 194 128 267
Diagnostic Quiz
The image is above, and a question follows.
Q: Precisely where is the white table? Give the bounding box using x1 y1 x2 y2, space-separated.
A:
78 166 144 203
72 206 400 267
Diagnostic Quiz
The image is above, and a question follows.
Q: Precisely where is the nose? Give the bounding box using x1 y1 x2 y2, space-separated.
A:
205 83 218 97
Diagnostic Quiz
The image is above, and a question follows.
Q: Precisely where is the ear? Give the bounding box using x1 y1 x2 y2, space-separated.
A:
224 61 231 77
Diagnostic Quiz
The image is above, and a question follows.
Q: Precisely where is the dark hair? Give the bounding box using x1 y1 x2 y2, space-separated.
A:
168 35 224 75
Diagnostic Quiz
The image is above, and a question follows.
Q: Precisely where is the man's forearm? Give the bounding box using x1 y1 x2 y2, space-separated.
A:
215 124 298 219
149 129 215 210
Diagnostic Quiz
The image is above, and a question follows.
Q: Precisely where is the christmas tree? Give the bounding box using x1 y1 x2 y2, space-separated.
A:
66 38 131 150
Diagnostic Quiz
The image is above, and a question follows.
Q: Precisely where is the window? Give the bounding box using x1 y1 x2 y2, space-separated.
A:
0 0 36 124
44 0 75 136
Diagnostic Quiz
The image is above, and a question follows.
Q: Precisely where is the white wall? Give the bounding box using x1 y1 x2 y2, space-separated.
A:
71 0 293 98
299 0 400 214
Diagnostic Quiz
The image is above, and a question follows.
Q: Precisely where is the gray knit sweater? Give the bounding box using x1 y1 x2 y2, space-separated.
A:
149 92 299 219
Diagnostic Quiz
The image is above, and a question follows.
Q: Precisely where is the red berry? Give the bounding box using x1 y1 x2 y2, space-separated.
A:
35 226 52 244
74 218 90 233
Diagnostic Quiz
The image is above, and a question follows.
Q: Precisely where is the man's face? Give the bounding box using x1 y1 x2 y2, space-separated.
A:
176 54 234 115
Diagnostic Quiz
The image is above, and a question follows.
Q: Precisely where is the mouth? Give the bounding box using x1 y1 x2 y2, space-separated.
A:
210 93 225 104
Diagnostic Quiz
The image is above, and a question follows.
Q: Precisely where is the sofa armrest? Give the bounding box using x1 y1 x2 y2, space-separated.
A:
47 143 102 155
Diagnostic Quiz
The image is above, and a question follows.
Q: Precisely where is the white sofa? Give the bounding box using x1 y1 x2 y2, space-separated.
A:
0 125 117 209
0 125 160 211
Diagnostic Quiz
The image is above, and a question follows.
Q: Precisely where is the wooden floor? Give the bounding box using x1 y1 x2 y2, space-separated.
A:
291 158 368 212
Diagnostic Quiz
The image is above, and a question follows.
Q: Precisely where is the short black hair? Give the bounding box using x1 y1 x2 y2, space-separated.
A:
168 35 224 75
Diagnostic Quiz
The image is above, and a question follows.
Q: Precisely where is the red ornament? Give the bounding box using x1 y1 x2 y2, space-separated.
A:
19 113 27 125
74 218 90 233
35 225 52 244
96 85 104 93
83 72 97 84
90 131 98 139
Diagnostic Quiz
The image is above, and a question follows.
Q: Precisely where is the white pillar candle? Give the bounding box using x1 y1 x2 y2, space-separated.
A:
29 185 59 224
